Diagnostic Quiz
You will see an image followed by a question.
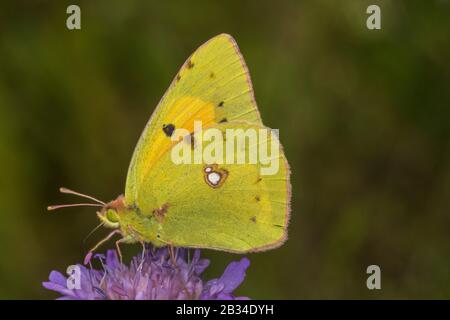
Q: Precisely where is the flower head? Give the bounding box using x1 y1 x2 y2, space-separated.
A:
43 247 250 300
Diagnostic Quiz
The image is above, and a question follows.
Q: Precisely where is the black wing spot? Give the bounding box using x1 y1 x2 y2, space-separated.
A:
256 177 262 183
162 124 175 137
218 101 224 107
187 60 194 69
176 74 181 81
210 72 215 78
219 118 228 123
255 195 260 202
250 216 257 223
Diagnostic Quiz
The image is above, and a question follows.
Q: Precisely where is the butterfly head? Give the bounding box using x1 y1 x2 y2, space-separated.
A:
48 187 126 230
48 188 145 264
97 195 125 229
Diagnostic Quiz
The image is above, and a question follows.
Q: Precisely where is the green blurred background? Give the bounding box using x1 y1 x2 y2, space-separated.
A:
0 0 449 299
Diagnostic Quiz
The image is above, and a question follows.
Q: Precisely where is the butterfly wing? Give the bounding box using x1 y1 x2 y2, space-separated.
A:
125 34 262 204
139 122 291 252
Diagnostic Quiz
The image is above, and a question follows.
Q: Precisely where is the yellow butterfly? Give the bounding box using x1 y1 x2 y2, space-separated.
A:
50 34 291 261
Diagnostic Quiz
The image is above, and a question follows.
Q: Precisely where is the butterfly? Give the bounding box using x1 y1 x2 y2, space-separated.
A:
49 34 291 262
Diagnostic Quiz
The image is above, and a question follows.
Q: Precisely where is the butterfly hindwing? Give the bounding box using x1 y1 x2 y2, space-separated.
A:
137 122 290 252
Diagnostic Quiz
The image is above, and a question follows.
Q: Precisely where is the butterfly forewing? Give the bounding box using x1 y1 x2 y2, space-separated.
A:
125 34 263 203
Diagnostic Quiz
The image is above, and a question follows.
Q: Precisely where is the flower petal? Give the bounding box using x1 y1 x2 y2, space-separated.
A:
48 271 67 286
106 249 120 269
43 246 251 300
42 281 77 298
218 258 250 293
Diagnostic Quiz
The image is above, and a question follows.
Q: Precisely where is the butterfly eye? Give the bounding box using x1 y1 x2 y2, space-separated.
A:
106 209 119 223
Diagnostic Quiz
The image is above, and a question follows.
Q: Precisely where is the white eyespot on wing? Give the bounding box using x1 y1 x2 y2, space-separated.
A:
207 172 221 186
203 164 228 188
204 166 212 173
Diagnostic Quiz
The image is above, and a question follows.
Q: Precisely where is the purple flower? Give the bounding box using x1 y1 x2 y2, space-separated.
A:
42 247 250 300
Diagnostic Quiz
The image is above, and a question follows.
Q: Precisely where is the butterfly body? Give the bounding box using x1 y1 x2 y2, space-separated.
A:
52 34 292 255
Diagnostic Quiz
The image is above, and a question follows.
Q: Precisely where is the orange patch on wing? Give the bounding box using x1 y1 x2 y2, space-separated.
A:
140 96 216 178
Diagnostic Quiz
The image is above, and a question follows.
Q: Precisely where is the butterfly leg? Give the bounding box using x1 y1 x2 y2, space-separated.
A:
168 243 178 267
115 235 135 265
151 235 178 267
137 241 146 272
97 256 107 287
169 245 193 299
84 229 121 264
123 225 147 270
115 238 126 265
151 238 193 298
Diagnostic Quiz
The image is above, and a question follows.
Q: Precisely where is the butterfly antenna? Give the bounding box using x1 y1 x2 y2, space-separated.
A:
83 222 105 243
59 187 106 205
47 203 104 211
